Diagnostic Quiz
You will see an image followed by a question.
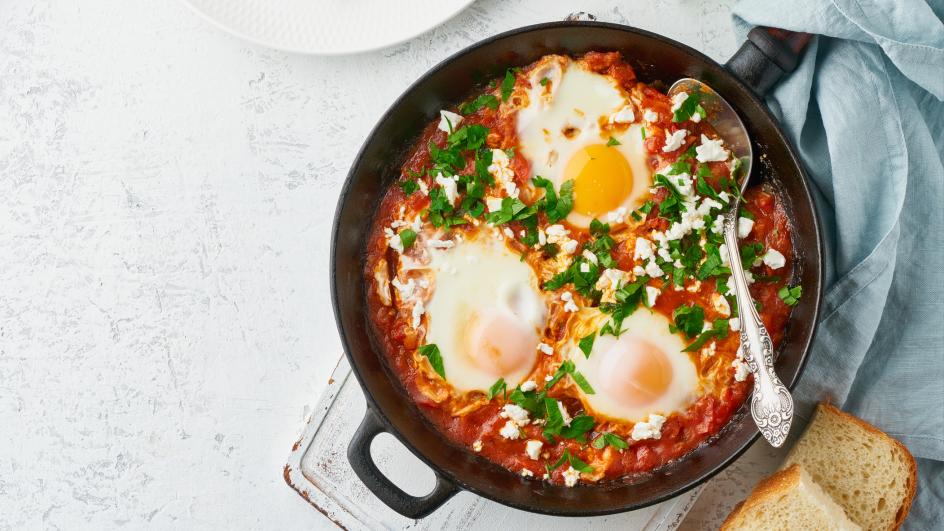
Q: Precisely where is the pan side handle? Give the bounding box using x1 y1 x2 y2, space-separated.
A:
725 27 813 96
347 406 460 519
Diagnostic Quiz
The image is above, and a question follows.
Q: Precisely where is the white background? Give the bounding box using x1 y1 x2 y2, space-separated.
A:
0 0 740 528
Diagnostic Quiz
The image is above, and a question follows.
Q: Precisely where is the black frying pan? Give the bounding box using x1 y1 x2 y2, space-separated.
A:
332 21 822 518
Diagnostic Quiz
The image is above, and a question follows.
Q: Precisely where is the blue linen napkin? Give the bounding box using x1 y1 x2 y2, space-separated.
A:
731 0 944 527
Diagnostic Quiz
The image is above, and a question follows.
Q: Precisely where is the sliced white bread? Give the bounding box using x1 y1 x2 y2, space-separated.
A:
721 463 861 531
782 403 917 531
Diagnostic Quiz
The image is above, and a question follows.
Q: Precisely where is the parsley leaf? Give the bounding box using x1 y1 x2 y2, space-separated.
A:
446 124 489 151
591 432 630 450
547 449 593 473
672 92 707 123
418 344 445 378
508 387 544 417
500 69 515 102
399 229 417 250
533 176 574 223
398 179 419 194
606 137 621 147
600 276 649 336
571 372 595 395
578 332 596 358
682 318 730 352
458 94 499 115
778 285 802 306
487 377 507 400
485 197 536 225
672 304 705 339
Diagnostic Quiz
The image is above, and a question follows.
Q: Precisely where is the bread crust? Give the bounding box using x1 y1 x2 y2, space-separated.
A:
720 464 802 530
816 403 917 531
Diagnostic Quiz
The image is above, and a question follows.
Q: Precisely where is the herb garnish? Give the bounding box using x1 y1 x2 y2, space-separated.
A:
418 344 445 378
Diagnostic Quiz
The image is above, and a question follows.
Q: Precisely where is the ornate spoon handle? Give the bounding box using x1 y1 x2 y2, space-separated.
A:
723 208 794 447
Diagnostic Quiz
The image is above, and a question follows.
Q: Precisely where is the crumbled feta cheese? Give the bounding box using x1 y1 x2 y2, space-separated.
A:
730 317 741 331
537 342 554 356
643 109 659 122
560 239 578 255
631 414 666 441
562 466 581 487
502 227 515 239
525 440 543 460
719 242 731 266
384 227 404 253
417 179 429 195
560 291 579 313
673 173 694 197
544 224 568 241
695 134 729 163
520 469 534 478
687 280 703 293
670 92 689 112
488 149 518 198
712 293 731 316
520 380 538 392
411 300 425 328
472 440 483 452
609 105 635 124
438 110 463 133
646 286 660 307
606 206 627 224
564 466 580 487
634 237 654 261
698 197 723 214
732 358 750 381
579 262 590 273
486 197 504 213
427 239 455 250
662 129 688 152
581 249 598 264
500 404 531 426
538 229 547 246
657 246 672 262
726 272 755 294
557 401 572 426
645 260 665 278
711 214 725 235
499 420 521 440
762 249 786 270
391 278 415 300
738 217 754 239
632 265 646 276
718 191 731 204
435 173 459 206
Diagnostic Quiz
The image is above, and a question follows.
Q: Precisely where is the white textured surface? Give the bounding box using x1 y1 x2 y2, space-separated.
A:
182 0 476 54
0 0 739 529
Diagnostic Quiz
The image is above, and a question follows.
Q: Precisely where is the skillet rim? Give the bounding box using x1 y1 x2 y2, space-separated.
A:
330 19 823 516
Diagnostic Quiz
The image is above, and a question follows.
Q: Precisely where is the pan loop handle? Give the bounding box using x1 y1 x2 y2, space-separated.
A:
347 406 460 519
725 27 813 96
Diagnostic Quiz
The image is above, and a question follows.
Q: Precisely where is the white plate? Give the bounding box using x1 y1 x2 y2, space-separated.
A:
182 0 477 55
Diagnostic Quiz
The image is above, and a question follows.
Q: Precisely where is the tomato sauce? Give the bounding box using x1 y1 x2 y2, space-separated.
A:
362 53 796 485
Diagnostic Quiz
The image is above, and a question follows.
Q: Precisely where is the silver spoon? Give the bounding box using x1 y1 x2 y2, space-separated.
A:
667 79 794 447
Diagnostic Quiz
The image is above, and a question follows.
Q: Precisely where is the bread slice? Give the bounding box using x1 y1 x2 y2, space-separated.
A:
721 464 861 530
782 403 917 530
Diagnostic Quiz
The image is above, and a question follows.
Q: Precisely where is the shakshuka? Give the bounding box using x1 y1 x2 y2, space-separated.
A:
364 52 800 486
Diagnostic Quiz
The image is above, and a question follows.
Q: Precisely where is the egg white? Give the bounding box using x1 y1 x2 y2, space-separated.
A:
423 234 547 393
516 57 652 229
567 309 699 422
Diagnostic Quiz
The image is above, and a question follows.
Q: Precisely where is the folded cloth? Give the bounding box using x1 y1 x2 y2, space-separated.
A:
731 0 944 527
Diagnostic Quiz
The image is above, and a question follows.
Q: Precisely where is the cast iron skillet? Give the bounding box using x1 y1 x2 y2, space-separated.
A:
333 21 822 518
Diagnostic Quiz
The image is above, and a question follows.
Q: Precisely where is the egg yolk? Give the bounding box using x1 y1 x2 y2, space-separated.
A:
597 337 673 407
565 143 633 217
463 309 537 377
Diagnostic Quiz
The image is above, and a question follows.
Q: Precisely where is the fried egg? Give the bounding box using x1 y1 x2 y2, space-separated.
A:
423 233 546 393
566 309 698 422
516 56 652 229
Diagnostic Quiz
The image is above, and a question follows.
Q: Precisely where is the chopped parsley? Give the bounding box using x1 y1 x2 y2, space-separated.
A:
458 94 499 115
539 77 550 87
547 449 594 473
779 285 802 306
606 137 621 147
599 276 649 336
591 432 630 450
418 344 445 378
487 377 507 400
671 304 705 339
485 196 536 225
399 229 417 250
682 318 730 352
398 179 420 194
578 332 596 358
532 176 574 223
500 69 516 102
672 92 707 123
